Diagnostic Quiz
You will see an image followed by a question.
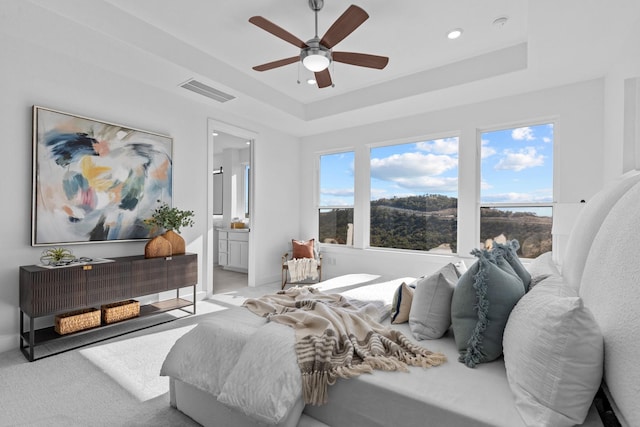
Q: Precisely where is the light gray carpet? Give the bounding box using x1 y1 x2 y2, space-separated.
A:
0 283 281 427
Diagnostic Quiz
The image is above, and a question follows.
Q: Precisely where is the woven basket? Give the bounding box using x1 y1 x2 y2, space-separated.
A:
55 308 101 335
101 300 140 324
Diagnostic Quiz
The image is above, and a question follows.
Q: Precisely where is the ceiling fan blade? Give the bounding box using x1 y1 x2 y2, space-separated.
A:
252 56 300 72
320 5 369 49
315 69 332 88
332 52 389 69
249 16 308 49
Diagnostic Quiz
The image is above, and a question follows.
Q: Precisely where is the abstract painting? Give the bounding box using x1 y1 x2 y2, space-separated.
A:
32 106 173 245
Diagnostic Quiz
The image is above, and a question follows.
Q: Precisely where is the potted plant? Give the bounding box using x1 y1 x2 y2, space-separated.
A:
144 201 195 257
40 247 75 266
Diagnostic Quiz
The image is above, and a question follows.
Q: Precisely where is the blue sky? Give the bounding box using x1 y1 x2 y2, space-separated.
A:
320 123 553 207
481 123 553 204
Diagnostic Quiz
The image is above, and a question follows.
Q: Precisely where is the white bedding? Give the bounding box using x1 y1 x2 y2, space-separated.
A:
160 277 411 425
161 306 302 424
162 275 605 427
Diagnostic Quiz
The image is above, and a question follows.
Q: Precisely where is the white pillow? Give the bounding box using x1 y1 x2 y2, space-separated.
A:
217 322 303 424
409 263 459 340
503 277 603 427
525 251 561 290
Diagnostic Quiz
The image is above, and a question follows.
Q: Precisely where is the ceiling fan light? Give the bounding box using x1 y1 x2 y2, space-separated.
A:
302 53 330 72
447 28 463 40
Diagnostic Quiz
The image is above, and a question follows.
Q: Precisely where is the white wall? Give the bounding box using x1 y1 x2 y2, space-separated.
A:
603 20 640 181
299 79 605 279
0 22 301 354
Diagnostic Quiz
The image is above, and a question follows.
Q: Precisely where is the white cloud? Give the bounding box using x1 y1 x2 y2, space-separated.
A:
543 137 551 143
416 138 458 155
370 151 458 193
481 180 493 190
371 152 457 179
481 191 553 204
392 176 459 193
370 188 388 199
321 189 354 197
320 198 353 207
320 189 354 206
495 147 544 171
481 139 496 159
511 127 535 141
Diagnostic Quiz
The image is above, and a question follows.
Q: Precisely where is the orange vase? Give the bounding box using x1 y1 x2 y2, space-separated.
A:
162 230 185 255
144 235 172 258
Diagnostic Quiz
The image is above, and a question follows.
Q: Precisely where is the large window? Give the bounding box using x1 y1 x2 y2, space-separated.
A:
370 138 459 252
480 124 554 258
319 152 354 245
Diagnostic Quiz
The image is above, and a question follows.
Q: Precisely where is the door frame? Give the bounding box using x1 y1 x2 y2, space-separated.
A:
206 118 258 295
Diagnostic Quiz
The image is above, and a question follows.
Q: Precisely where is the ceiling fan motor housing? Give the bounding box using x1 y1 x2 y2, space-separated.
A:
301 38 332 71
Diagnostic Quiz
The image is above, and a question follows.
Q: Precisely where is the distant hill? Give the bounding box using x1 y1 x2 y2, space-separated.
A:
320 194 552 258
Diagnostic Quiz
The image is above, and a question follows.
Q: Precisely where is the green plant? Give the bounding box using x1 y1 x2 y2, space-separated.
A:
145 201 195 234
40 247 75 265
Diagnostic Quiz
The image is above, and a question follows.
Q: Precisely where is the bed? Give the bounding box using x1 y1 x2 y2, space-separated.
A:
161 170 640 427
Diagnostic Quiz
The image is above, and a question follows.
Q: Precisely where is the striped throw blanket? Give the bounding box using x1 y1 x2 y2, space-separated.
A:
243 286 446 405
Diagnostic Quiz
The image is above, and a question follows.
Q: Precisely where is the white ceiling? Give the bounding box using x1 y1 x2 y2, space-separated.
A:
23 0 640 137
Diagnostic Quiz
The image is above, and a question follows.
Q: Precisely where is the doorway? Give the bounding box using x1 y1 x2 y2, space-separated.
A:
206 120 256 295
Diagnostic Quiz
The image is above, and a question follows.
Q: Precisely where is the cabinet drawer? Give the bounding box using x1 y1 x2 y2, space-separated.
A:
218 231 228 239
228 232 249 242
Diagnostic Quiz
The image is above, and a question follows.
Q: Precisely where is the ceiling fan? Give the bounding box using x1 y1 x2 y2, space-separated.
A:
249 0 389 89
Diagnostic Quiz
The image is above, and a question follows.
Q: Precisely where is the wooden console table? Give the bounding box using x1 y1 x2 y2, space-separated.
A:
19 253 198 361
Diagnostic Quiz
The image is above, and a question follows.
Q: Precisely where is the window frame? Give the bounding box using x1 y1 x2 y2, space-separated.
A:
316 149 356 247
477 120 557 257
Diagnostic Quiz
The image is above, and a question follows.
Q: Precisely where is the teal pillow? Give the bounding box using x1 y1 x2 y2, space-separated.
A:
492 239 531 291
451 249 525 367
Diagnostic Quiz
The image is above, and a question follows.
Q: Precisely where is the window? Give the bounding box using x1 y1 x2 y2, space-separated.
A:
319 151 354 245
370 137 459 252
480 124 554 258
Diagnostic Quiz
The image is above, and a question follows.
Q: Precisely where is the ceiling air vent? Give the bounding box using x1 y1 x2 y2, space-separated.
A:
180 79 235 103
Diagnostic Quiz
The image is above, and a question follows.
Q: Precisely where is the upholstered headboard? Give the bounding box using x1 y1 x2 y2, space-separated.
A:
565 170 640 426
561 170 640 290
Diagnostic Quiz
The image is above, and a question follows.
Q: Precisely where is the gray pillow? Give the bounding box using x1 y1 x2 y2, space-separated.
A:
451 249 525 367
409 263 460 340
492 239 531 291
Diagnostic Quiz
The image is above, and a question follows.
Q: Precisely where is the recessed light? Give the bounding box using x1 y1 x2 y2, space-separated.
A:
212 132 218 136
447 28 463 40
307 78 317 85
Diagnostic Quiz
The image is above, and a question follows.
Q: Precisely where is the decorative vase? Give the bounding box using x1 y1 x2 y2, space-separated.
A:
145 235 172 258
162 230 185 255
